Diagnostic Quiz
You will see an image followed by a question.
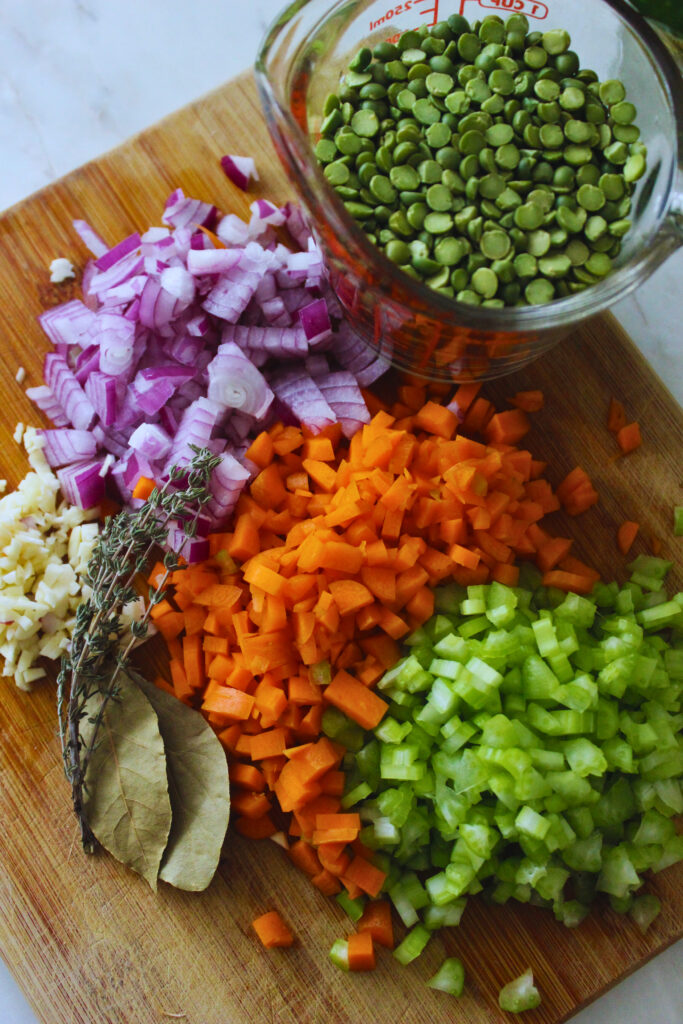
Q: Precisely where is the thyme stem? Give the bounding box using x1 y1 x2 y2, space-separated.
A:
58 446 221 849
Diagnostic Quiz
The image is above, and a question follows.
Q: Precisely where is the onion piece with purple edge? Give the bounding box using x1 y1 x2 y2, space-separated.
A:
207 342 274 418
220 154 259 191
298 297 331 348
269 366 336 433
162 188 215 230
25 386 71 428
56 459 106 509
128 422 172 462
94 232 142 272
313 371 371 438
221 323 308 358
206 452 251 519
43 353 96 430
72 219 108 258
38 300 97 348
186 248 243 276
38 428 98 467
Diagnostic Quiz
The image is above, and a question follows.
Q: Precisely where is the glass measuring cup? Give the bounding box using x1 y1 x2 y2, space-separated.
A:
256 0 683 381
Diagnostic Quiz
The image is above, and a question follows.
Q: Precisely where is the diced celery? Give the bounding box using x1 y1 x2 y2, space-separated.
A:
556 673 598 713
630 892 661 933
340 781 372 810
522 654 560 699
486 581 519 628
563 737 608 778
444 858 477 896
563 832 603 873
632 808 676 846
433 632 469 661
423 899 467 931
321 707 365 750
375 716 412 744
335 891 366 922
596 844 640 898
329 938 350 971
310 659 331 686
515 806 550 841
498 968 541 1013
601 736 635 773
427 957 466 996
393 923 431 965
554 899 589 927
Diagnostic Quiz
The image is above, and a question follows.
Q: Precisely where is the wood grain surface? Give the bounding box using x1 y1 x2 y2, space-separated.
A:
0 72 681 1024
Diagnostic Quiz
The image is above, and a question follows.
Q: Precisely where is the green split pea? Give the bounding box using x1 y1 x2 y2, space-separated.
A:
315 13 645 306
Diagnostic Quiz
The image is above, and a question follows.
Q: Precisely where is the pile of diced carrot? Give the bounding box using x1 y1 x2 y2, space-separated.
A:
147 383 602 891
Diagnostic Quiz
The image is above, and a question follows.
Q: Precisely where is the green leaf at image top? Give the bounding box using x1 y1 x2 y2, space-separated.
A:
132 670 231 892
81 673 172 890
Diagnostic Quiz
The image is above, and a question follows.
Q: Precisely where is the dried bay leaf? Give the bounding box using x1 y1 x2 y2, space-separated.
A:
131 669 231 892
81 672 172 889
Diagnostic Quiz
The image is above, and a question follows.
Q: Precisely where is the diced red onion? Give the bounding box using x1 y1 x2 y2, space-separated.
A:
216 213 251 246
186 248 243 276
269 367 336 433
313 371 371 438
43 353 96 430
221 323 308 358
25 385 71 428
87 251 145 297
74 345 101 384
207 343 273 418
129 422 172 461
162 188 215 230
298 298 331 348
95 233 142 272
38 300 97 348
57 459 106 509
220 154 259 191
38 428 97 467
72 219 108 258
281 202 312 249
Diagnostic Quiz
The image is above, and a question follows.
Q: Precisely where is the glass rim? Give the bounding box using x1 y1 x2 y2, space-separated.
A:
255 0 683 332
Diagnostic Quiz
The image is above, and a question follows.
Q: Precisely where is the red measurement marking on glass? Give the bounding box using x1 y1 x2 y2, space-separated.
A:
369 0 441 33
476 0 549 20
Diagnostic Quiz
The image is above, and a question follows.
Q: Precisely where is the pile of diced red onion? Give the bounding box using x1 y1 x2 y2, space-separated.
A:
27 186 391 558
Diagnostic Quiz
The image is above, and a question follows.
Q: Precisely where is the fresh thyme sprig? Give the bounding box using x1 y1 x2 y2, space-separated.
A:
57 445 221 851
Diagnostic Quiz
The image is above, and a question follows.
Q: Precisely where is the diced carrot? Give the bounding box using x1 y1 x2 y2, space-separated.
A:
357 900 394 949
344 855 387 898
617 520 640 555
289 839 322 876
508 389 544 413
484 408 530 445
234 814 277 839
132 476 156 501
245 431 275 469
348 931 376 971
231 791 272 820
252 910 294 948
229 762 266 792
616 421 642 454
325 670 388 731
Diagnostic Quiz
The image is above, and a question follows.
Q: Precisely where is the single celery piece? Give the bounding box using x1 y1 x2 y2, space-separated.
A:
393 923 431 965
329 938 350 971
499 968 542 1012
427 957 466 996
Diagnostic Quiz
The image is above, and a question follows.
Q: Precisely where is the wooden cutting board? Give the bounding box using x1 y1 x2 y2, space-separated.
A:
0 72 681 1024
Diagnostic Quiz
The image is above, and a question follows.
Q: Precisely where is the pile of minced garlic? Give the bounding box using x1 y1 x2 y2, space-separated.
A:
0 426 144 690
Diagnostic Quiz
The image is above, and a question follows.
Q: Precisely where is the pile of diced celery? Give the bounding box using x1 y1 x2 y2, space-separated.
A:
324 555 683 952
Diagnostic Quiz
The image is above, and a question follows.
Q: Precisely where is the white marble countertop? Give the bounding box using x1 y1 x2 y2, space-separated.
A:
0 1 681 1022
